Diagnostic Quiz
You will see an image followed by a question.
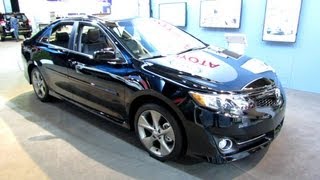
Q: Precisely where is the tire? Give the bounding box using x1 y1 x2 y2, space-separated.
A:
134 103 183 161
0 35 5 41
31 68 51 102
24 34 31 39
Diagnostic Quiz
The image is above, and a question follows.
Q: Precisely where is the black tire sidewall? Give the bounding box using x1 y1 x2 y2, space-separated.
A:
31 68 50 102
134 103 183 161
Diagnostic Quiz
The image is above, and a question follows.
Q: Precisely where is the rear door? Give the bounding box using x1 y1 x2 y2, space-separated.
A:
34 21 76 99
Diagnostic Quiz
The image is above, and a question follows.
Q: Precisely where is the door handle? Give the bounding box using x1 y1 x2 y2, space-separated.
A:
68 59 78 67
57 48 64 53
75 63 86 74
67 59 87 74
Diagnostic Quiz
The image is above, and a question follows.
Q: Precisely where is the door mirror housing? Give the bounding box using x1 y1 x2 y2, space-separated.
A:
93 50 126 65
93 50 124 64
94 50 116 61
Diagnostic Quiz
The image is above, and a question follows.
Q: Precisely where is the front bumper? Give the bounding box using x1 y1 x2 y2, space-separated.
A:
0 28 32 36
180 89 286 163
19 29 32 35
212 118 284 162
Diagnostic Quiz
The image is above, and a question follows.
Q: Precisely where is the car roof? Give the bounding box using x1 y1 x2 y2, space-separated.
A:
55 15 137 28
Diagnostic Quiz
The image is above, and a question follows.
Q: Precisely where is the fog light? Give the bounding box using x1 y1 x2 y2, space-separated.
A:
218 138 233 151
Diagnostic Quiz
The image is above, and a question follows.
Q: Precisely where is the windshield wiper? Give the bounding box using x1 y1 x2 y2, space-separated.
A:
142 55 166 60
177 46 207 55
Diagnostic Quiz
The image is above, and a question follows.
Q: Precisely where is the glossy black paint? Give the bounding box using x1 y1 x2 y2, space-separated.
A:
21 17 286 163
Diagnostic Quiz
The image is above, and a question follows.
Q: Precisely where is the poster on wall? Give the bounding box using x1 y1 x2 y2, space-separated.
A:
138 0 150 18
200 0 242 28
262 0 302 42
159 2 186 27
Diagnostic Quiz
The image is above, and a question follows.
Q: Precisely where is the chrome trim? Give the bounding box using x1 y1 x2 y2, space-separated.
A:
241 77 274 91
236 134 266 145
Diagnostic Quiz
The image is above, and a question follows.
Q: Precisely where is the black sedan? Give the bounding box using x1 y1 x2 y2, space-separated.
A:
21 16 286 163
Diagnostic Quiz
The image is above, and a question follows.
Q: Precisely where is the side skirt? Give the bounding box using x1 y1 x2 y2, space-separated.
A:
49 90 130 129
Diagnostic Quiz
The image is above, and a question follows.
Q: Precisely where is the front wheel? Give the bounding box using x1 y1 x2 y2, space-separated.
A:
31 68 50 102
134 103 184 161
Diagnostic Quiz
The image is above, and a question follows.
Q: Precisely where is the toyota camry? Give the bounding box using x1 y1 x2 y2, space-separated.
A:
21 16 286 163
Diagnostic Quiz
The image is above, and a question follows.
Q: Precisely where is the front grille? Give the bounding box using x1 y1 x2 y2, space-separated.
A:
256 97 277 107
242 79 280 108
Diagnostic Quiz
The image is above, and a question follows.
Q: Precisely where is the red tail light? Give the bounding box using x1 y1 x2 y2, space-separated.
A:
0 20 5 26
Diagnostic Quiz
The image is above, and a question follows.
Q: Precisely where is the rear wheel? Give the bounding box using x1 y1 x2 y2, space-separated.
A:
134 103 183 161
31 68 50 102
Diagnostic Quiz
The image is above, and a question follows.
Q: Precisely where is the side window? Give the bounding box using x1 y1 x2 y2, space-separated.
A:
40 23 74 49
77 24 115 56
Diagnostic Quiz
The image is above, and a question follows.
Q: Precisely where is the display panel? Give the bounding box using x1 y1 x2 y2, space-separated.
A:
159 2 186 27
200 0 242 28
262 0 302 42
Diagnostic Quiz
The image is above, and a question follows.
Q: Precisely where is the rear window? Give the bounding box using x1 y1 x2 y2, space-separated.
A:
4 14 28 22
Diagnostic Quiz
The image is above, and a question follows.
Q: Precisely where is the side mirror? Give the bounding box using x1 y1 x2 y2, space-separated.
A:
94 50 116 61
93 50 125 65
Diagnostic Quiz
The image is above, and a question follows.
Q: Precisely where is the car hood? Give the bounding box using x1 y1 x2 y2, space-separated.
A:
142 46 278 92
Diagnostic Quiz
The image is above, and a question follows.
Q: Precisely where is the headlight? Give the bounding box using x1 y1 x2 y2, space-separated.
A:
189 91 251 118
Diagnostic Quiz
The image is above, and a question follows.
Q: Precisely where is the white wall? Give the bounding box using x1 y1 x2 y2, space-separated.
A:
19 0 140 32
109 0 139 19
0 1 5 13
2 0 11 12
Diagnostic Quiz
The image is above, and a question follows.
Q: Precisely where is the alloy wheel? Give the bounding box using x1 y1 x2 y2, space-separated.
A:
137 110 175 157
32 69 47 99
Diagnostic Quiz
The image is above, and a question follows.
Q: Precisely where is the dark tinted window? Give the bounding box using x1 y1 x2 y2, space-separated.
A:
4 13 28 22
15 14 28 21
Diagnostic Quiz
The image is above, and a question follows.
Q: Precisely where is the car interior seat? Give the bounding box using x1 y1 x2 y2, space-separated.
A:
82 29 107 55
52 32 69 48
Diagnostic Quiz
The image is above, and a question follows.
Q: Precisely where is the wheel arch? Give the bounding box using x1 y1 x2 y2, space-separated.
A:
128 91 188 154
27 63 36 84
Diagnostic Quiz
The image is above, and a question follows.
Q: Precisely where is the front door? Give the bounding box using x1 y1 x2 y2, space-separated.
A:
67 23 127 121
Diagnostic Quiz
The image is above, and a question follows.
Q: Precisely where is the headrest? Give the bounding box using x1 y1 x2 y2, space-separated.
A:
87 29 100 43
55 32 69 42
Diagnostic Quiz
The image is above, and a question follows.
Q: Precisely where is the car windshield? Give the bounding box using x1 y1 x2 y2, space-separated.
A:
107 18 206 59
